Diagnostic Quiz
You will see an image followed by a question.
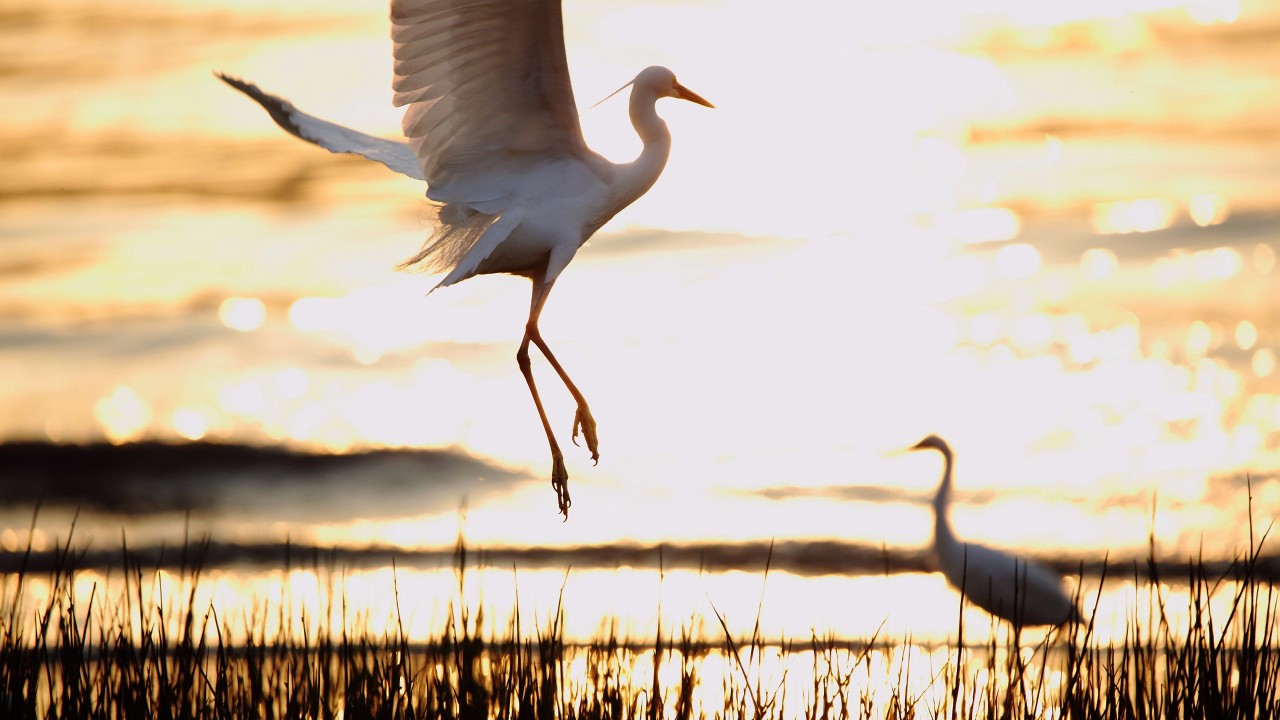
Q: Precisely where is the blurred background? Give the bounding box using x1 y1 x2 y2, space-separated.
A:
1 0 1277 642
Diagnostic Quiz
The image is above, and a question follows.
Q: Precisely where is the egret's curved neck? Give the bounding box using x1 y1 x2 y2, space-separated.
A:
932 446 957 548
610 88 672 210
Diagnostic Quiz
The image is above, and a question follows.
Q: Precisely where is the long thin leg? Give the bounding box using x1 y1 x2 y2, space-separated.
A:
527 326 599 464
518 280 572 518
530 246 598 460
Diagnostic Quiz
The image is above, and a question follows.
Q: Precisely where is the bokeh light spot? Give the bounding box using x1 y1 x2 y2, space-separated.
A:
1091 198 1177 235
1186 321 1212 360
94 386 152 443
219 297 267 332
1080 248 1119 281
1235 321 1257 351
1188 193 1229 227
1253 348 1277 378
171 407 209 441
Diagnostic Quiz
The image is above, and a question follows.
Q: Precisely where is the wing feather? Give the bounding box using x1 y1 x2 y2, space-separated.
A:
217 73 425 182
389 0 589 197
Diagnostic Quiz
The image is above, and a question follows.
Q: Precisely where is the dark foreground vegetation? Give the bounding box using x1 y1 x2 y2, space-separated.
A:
1 515 1276 719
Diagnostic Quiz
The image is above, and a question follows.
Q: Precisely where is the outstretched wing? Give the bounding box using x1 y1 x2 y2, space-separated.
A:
390 0 594 203
217 72 426 182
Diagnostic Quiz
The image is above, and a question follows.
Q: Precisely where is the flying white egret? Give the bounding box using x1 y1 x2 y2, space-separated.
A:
218 0 713 519
909 435 1079 627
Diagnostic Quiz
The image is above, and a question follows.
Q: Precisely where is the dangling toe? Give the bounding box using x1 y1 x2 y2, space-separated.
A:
551 454 571 520
571 406 600 465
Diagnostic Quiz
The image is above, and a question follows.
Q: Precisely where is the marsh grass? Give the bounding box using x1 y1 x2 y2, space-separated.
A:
1 512 1277 718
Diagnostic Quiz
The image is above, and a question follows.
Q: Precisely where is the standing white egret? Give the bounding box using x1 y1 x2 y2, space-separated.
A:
909 435 1078 627
218 0 713 519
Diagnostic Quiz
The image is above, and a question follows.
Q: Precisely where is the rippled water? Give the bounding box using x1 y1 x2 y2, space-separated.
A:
2 0 1278 641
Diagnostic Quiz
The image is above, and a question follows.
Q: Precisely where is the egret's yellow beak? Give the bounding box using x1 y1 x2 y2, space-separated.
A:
675 82 714 108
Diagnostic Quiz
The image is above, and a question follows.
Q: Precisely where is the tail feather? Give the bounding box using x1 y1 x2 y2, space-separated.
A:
400 202 495 273
431 208 523 290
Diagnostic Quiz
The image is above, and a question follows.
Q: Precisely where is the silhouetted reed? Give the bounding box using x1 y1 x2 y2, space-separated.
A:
1 501 1276 718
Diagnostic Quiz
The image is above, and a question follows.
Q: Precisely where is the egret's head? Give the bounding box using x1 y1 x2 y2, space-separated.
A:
593 66 715 109
908 435 951 456
634 65 715 107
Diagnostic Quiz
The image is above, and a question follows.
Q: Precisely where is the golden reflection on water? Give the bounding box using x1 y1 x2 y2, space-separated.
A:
13 554 1276 708
70 218 1277 553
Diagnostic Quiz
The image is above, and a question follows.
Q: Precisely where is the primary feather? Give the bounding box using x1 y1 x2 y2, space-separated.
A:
217 73 424 181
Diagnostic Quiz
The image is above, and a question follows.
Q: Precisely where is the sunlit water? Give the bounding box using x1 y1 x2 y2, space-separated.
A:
2 0 1279 646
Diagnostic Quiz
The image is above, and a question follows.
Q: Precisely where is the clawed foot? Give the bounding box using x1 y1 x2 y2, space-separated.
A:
571 405 600 464
551 454 571 520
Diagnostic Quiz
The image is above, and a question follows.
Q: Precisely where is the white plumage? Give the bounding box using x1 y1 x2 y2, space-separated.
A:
910 435 1079 627
219 0 712 519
